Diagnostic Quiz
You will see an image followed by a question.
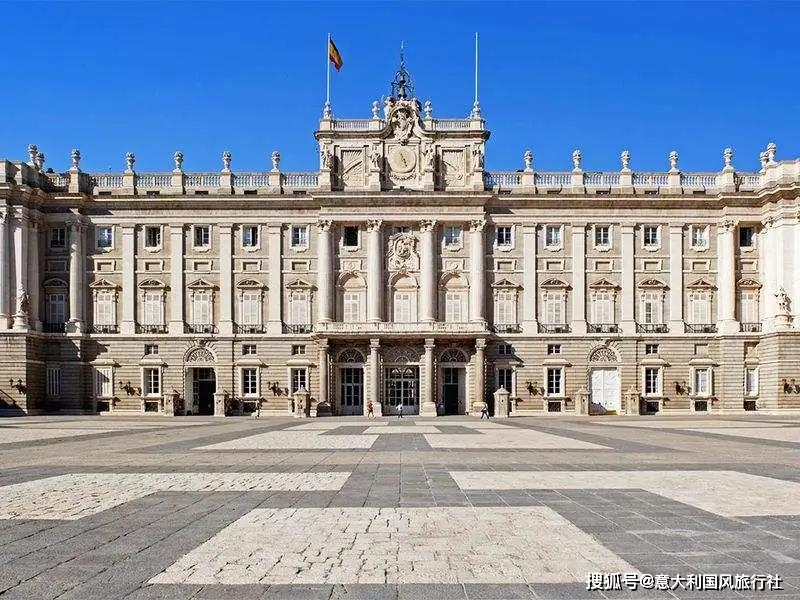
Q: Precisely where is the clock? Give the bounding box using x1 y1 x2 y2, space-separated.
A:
388 146 417 174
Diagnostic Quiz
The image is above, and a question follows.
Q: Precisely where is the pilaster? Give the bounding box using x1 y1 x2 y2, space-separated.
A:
267 224 282 334
318 340 330 414
471 339 487 413
27 217 41 331
419 220 436 323
168 224 184 334
368 338 382 416
668 224 685 333
121 226 135 334
316 220 333 323
366 220 383 322
420 338 436 416
469 218 486 323
522 224 538 334
0 207 8 328
218 224 233 335
12 210 29 330
716 219 738 334
570 224 587 334
620 225 635 334
67 218 84 333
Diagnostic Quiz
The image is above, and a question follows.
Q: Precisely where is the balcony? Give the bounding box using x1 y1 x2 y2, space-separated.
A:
136 324 167 334
312 321 488 335
185 323 218 334
740 322 762 333
588 323 619 334
90 324 119 334
637 323 668 334
283 323 313 334
491 323 521 334
42 322 66 333
685 323 717 334
235 323 267 334
538 323 571 334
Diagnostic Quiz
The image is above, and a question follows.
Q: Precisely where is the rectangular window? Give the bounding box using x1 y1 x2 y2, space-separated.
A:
694 368 711 396
546 368 563 396
94 290 115 325
241 368 258 396
144 344 159 355
641 292 662 324
689 292 710 324
394 292 412 323
47 293 67 325
50 227 66 249
242 344 257 356
745 367 758 397
445 292 463 323
290 368 307 394
592 291 614 324
94 366 113 397
545 225 562 248
498 343 512 356
739 227 754 248
240 291 261 325
739 291 759 324
547 344 561 355
96 226 113 249
343 292 360 323
193 225 210 248
544 292 564 324
392 226 410 235
291 225 308 248
691 225 708 249
497 368 513 393
242 225 259 248
143 292 164 325
343 226 359 248
444 226 462 247
291 344 306 356
644 367 661 396
645 343 659 355
143 368 161 396
290 293 309 325
494 290 515 324
145 226 162 248
192 291 212 325
496 226 512 247
46 367 61 396
594 225 610 247
643 226 659 248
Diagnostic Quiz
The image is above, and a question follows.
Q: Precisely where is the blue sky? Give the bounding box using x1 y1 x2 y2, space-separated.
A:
2 2 797 174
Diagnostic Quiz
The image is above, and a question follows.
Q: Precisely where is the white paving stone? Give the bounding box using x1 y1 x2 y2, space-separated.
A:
363 426 440 434
150 506 636 585
287 421 387 430
425 430 609 449
0 472 351 520
687 426 800 443
0 427 116 444
197 431 378 450
598 420 789 429
451 470 800 517
2 421 204 430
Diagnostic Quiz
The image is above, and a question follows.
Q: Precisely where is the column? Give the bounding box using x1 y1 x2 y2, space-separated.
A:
570 224 586 334
121 226 135 334
471 338 486 412
0 207 8 328
793 218 800 326
716 219 738 334
469 218 486 323
620 224 635 334
420 338 436 415
668 224 685 333
318 340 329 412
368 338 382 416
316 220 333 323
168 224 184 334
267 224 282 334
366 220 383 322
219 224 233 335
12 211 29 330
27 218 41 330
761 219 776 331
67 219 84 332
419 220 436 323
522 224 537 334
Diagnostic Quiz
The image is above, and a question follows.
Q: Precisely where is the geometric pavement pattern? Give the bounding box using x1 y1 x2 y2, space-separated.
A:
2 415 800 599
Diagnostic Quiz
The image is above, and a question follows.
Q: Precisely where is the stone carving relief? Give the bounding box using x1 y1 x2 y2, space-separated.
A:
383 345 422 364
337 348 366 363
388 233 419 272
588 345 620 363
440 348 468 363
340 149 365 186
387 145 417 180
185 347 215 364
441 149 465 186
389 104 416 144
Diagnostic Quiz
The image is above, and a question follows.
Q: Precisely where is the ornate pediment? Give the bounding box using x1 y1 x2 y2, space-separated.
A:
388 233 419 272
687 277 716 289
42 277 68 288
540 277 569 289
88 278 119 289
285 278 313 290
187 278 216 290
638 278 667 288
589 277 619 289
491 278 521 289
236 279 265 289
138 278 166 289
737 278 762 289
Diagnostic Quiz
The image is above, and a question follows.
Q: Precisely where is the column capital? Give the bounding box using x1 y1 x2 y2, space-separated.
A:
424 338 435 350
369 338 381 349
719 218 737 233
469 218 486 232
366 219 383 232
419 219 437 233
168 222 185 232
317 219 333 232
475 338 487 350
218 223 233 233
318 338 329 350
620 224 635 234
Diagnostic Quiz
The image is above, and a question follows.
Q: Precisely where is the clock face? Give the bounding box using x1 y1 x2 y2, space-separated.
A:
388 146 417 174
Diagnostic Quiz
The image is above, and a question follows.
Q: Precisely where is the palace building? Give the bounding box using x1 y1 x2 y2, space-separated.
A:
2 63 800 418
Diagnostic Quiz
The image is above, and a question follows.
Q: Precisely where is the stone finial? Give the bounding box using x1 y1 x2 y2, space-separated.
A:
620 150 631 172
471 100 481 119
27 144 38 166
722 147 734 171
423 100 432 119
571 149 582 172
222 150 232 173
472 145 485 171
766 142 777 164
125 152 136 173
371 100 380 119
668 150 679 173
759 151 768 172
271 151 281 172
173 151 184 173
70 148 81 172
523 150 533 172
35 152 45 173
322 101 332 120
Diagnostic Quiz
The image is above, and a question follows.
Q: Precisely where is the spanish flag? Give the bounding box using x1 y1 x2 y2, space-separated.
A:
329 38 343 71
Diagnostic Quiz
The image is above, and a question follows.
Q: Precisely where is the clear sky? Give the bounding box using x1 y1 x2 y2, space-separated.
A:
2 1 798 174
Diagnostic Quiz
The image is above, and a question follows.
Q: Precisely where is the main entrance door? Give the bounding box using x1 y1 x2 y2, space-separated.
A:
339 367 363 416
384 366 419 415
193 367 216 416
590 368 620 414
442 367 461 415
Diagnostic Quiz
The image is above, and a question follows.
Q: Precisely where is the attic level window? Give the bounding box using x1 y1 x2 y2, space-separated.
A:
343 226 359 248
146 191 160 197
50 227 66 249
98 191 112 197
243 190 258 195
739 227 754 248
194 190 209 195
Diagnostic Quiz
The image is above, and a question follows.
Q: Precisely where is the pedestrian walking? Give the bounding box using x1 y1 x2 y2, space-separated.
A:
437 399 444 416
397 403 404 419
254 399 261 419
480 404 489 420
367 400 374 419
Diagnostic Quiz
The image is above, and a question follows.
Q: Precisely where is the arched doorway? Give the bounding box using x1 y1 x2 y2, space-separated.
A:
382 346 421 415
439 347 469 415
184 346 217 416
335 348 365 416
587 345 620 415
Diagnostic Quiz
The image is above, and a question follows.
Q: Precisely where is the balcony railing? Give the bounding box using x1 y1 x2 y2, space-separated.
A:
538 323 571 334
185 323 218 334
740 322 762 333
686 323 717 334
313 321 491 334
235 323 267 334
637 323 668 334
491 323 521 334
42 321 66 333
588 323 619 334
283 323 313 334
136 324 167 334
90 324 119 334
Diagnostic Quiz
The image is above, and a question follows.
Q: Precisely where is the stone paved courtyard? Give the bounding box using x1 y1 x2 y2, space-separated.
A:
2 416 800 599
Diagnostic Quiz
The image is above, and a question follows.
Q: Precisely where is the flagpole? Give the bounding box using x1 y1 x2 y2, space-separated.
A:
326 32 331 107
472 32 480 117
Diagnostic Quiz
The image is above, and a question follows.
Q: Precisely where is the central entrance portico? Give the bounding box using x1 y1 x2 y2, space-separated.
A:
384 366 420 415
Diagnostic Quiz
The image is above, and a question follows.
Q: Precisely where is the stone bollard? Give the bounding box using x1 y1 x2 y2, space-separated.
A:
574 386 589 416
625 386 641 415
163 394 174 417
213 392 226 417
493 387 510 418
293 387 310 419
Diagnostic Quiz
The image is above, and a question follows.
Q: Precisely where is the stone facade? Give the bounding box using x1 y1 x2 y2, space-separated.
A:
2 77 800 418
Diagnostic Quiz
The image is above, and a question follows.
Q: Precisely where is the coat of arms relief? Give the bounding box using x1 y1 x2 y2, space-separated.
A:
387 232 419 272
